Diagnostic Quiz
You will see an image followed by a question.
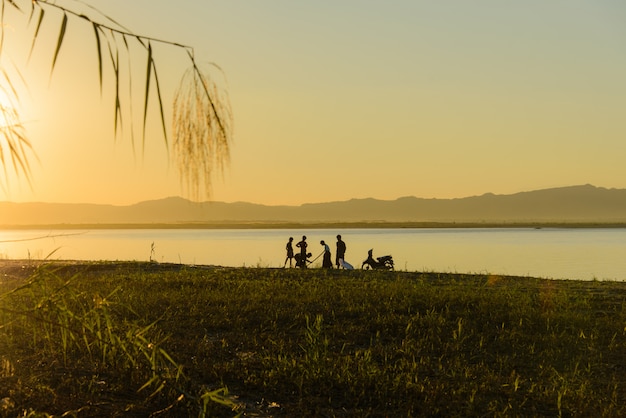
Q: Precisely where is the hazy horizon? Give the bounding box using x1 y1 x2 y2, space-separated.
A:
0 183 614 207
3 184 626 227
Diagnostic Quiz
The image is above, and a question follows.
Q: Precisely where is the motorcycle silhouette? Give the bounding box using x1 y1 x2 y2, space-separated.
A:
361 249 394 270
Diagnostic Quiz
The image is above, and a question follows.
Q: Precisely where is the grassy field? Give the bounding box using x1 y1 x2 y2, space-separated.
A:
1 260 625 417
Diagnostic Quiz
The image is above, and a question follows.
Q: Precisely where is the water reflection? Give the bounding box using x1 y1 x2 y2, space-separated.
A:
1 228 625 280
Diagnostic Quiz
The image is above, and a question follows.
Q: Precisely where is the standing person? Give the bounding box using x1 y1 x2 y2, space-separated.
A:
320 240 333 268
284 237 294 268
336 234 346 268
296 235 308 268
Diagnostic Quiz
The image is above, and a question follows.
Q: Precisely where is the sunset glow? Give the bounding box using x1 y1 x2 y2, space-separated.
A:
1 0 625 205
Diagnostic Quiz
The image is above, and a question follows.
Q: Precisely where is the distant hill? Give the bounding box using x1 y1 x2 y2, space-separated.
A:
1 185 626 226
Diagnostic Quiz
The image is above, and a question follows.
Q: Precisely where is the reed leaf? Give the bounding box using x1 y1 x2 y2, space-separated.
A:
27 0 36 23
120 33 136 149
27 6 44 62
142 41 153 147
106 38 122 136
51 12 68 73
0 0 5 56
92 22 103 93
151 57 168 147
5 0 20 11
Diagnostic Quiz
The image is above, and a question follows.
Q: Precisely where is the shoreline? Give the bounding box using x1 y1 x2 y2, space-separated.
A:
0 259 621 283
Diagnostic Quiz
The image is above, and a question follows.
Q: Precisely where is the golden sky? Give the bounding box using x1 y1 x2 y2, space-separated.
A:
2 0 626 205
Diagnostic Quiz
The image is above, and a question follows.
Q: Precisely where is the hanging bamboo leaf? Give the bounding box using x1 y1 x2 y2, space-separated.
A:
120 34 136 150
5 0 21 12
173 63 232 199
142 41 153 146
114 50 122 136
150 61 168 147
92 23 103 93
51 12 68 73
1 0 233 198
187 50 227 137
27 1 36 23
107 40 122 136
28 6 45 62
0 0 5 57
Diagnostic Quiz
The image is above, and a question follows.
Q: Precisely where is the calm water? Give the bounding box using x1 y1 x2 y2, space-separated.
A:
1 228 625 281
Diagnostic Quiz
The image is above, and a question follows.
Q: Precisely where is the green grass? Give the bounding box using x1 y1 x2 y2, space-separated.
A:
1 261 626 416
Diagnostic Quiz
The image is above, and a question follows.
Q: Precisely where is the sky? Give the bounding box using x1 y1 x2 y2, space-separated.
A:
1 0 625 206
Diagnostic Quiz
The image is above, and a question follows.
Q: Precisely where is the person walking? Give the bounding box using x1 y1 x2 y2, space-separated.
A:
320 240 333 268
336 234 346 268
284 237 294 267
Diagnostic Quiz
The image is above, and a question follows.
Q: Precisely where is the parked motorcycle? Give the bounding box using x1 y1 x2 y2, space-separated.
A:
361 249 394 270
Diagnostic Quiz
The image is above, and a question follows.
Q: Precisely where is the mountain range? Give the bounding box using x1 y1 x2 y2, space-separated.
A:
1 185 626 226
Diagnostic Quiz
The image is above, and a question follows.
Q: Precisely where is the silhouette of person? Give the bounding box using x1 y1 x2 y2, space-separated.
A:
284 237 294 268
320 240 333 268
336 234 346 268
296 235 308 268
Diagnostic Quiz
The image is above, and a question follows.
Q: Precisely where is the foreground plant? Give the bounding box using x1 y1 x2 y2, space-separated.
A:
2 262 626 416
0 263 241 416
0 0 232 197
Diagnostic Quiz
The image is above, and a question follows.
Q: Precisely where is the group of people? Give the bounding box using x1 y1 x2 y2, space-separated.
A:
284 234 349 269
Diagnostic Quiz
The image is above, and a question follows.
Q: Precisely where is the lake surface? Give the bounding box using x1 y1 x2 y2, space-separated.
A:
1 228 625 281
